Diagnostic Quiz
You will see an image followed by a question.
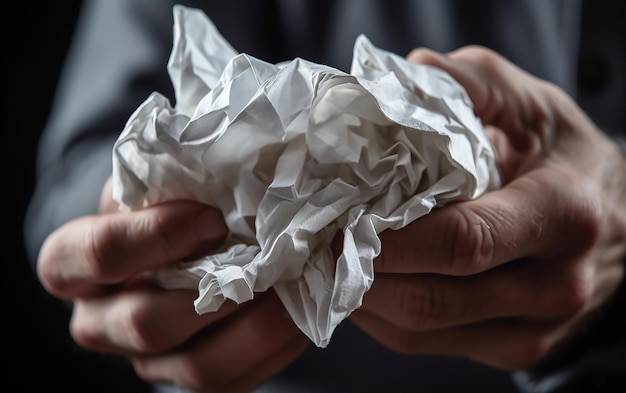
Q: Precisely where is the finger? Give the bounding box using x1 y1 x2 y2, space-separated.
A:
131 290 309 393
407 46 557 154
484 125 527 183
70 282 243 355
349 312 569 371
37 200 227 298
375 170 593 275
360 258 587 333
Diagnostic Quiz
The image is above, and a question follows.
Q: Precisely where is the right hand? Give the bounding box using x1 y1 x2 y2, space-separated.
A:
37 177 309 393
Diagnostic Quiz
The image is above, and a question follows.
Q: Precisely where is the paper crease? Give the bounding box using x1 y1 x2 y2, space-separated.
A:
112 5 501 348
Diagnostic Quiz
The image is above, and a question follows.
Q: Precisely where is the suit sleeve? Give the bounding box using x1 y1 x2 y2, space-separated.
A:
23 0 179 267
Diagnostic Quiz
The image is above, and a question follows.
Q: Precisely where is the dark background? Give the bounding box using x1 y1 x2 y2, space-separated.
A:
7 2 149 391
5 1 623 392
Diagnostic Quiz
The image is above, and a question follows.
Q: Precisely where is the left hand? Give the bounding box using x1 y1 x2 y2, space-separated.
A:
37 178 309 392
347 45 626 371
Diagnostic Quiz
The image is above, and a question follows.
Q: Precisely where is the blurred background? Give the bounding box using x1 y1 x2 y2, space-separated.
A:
6 1 622 392
7 1 149 391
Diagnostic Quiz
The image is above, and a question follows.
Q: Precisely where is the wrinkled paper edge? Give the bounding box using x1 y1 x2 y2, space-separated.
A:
111 5 501 348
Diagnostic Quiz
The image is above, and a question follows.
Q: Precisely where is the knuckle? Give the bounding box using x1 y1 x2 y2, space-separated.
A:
446 207 496 275
69 304 112 353
396 281 442 331
454 46 509 81
81 218 130 282
462 46 500 68
82 223 114 279
551 178 602 252
139 212 178 261
539 194 600 315
133 355 219 391
129 359 154 384
118 298 167 353
571 200 602 251
550 266 594 316
69 315 100 350
135 205 202 263
490 334 553 371
406 47 440 64
176 357 223 393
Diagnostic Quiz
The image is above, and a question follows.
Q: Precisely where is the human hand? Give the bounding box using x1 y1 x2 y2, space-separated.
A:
37 177 309 392
347 46 626 371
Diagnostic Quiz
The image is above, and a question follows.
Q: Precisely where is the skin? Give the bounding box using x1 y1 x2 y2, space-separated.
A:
37 46 626 392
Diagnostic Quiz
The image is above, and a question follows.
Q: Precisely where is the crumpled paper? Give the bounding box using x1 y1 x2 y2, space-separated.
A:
112 4 501 348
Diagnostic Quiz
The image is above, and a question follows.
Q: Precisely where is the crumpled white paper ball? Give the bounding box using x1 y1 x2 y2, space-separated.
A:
112 5 501 347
